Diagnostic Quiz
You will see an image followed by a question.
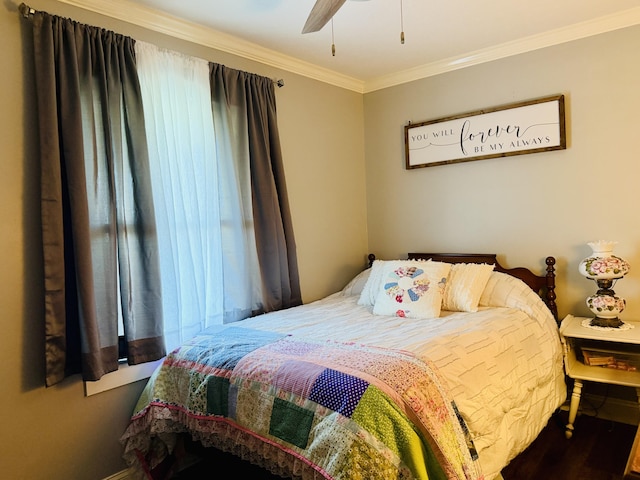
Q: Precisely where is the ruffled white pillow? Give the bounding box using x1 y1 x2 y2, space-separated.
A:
442 263 495 312
372 260 451 319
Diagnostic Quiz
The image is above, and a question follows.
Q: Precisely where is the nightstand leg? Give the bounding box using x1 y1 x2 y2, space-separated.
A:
566 379 583 439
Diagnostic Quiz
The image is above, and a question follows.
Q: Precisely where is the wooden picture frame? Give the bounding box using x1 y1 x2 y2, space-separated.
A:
405 94 566 169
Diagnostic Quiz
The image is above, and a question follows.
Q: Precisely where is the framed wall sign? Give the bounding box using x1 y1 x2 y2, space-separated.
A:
405 94 566 169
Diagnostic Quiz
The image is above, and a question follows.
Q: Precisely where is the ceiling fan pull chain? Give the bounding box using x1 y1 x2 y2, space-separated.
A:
400 0 405 44
331 18 336 56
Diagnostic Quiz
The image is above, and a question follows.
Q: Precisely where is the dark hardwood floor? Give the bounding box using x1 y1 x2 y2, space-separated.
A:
171 410 638 479
502 410 636 480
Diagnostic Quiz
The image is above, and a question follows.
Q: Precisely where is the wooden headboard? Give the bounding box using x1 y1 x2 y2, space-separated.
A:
367 253 558 323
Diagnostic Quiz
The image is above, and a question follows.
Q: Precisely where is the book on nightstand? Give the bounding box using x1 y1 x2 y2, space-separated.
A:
580 346 639 371
581 349 615 366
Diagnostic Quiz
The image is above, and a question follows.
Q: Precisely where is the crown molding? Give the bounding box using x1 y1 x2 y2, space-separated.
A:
55 0 365 92
364 7 640 93
55 0 640 94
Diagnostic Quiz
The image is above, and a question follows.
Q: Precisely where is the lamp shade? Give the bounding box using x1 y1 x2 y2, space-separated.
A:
578 240 630 280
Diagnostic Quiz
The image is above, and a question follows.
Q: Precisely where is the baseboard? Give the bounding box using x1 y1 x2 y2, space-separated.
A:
560 393 640 426
103 468 136 480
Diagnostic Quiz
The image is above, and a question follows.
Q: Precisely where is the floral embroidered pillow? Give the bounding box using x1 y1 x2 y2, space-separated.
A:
372 261 451 319
358 259 423 306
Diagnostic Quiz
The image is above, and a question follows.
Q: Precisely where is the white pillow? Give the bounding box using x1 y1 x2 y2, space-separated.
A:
372 260 451 319
479 271 556 327
479 271 522 307
341 269 371 296
442 263 495 312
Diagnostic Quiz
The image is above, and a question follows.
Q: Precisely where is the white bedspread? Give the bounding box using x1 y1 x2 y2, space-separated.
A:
236 273 566 479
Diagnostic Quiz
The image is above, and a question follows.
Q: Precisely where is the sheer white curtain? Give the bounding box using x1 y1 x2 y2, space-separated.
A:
134 42 227 352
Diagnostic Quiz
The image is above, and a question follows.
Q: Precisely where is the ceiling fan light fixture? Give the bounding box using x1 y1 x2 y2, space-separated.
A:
303 0 403 55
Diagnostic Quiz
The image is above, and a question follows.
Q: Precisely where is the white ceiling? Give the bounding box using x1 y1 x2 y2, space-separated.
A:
61 0 640 92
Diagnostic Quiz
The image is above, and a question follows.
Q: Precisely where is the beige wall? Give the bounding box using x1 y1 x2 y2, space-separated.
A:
0 1 366 478
363 25 640 322
4 0 640 478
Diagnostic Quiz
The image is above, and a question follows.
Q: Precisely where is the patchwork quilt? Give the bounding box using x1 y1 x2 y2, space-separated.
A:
121 325 483 480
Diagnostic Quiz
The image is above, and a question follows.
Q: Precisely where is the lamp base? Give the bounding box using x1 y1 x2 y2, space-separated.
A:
590 316 624 328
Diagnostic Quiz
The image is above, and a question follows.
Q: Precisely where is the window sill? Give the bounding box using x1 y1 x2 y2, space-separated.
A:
84 358 164 396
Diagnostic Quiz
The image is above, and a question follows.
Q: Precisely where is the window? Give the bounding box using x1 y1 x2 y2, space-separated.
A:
87 43 261 393
31 12 301 389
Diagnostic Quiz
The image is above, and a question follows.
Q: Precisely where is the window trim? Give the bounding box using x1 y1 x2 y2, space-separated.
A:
84 358 164 396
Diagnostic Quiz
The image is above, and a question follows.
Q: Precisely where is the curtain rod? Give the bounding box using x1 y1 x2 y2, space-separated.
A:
19 3 35 17
18 3 285 89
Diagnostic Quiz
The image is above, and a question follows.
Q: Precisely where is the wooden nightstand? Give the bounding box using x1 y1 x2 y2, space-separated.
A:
559 314 640 439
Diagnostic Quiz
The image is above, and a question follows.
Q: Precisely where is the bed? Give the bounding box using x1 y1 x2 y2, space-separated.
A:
120 253 566 480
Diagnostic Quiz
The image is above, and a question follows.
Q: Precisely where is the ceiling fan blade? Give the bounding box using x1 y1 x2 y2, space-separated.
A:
302 0 348 34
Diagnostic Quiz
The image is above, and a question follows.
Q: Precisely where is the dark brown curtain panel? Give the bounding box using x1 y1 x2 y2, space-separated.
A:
26 9 165 386
209 64 302 313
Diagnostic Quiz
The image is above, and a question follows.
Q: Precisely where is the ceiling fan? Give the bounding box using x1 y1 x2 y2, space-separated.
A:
302 0 347 34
